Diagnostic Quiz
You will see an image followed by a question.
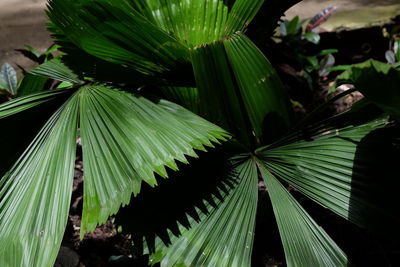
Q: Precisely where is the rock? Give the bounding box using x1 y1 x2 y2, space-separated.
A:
54 246 80 267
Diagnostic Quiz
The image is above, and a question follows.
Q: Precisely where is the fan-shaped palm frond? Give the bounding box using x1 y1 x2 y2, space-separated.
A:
129 0 264 47
47 0 270 87
257 163 348 267
30 59 83 85
48 0 189 77
191 33 293 146
257 116 400 236
47 0 293 146
17 74 49 97
116 153 258 267
0 89 70 117
149 156 258 267
0 85 229 266
0 95 79 267
78 85 229 234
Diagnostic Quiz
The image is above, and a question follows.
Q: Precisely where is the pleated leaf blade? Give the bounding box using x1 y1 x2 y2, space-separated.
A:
78 85 229 235
140 155 259 267
129 0 265 47
224 33 293 141
225 0 265 35
0 94 79 266
30 58 83 85
47 0 189 77
257 116 400 235
16 73 49 97
0 89 71 118
191 33 293 147
257 163 348 267
0 89 75 179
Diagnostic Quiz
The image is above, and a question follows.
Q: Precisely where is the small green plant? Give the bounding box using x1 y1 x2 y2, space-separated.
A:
0 45 66 101
337 59 400 119
16 44 60 65
275 14 339 91
0 1 399 267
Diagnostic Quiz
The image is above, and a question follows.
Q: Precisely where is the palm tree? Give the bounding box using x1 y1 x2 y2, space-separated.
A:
0 0 399 266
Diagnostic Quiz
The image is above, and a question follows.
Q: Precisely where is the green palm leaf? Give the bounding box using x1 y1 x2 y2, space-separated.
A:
0 90 74 177
226 0 265 34
161 86 199 114
0 89 70 117
223 34 293 140
257 116 400 235
47 0 268 86
117 153 258 267
47 0 189 77
17 59 81 97
17 74 48 97
154 156 258 267
0 95 79 267
46 27 160 86
30 58 83 85
191 33 293 147
78 85 229 234
130 0 232 46
257 163 348 267
129 0 264 47
0 85 229 265
337 59 400 119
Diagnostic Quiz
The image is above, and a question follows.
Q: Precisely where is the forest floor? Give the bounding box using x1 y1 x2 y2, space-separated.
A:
0 0 51 71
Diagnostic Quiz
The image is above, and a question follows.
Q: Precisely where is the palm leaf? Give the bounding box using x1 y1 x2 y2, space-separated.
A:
223 34 293 140
128 0 264 47
226 0 265 34
0 90 74 177
257 163 348 267
130 0 231 46
0 85 229 265
0 89 71 118
161 86 199 114
0 95 79 266
17 73 48 97
46 26 162 86
191 33 293 147
257 116 400 236
117 153 258 267
46 0 268 87
47 0 272 89
47 0 189 77
30 58 83 84
337 59 400 119
78 85 229 234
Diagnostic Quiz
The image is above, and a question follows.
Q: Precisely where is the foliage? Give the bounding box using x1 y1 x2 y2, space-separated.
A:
16 44 60 65
337 59 400 119
275 14 338 91
0 63 17 97
0 46 67 100
384 26 400 64
0 1 399 267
